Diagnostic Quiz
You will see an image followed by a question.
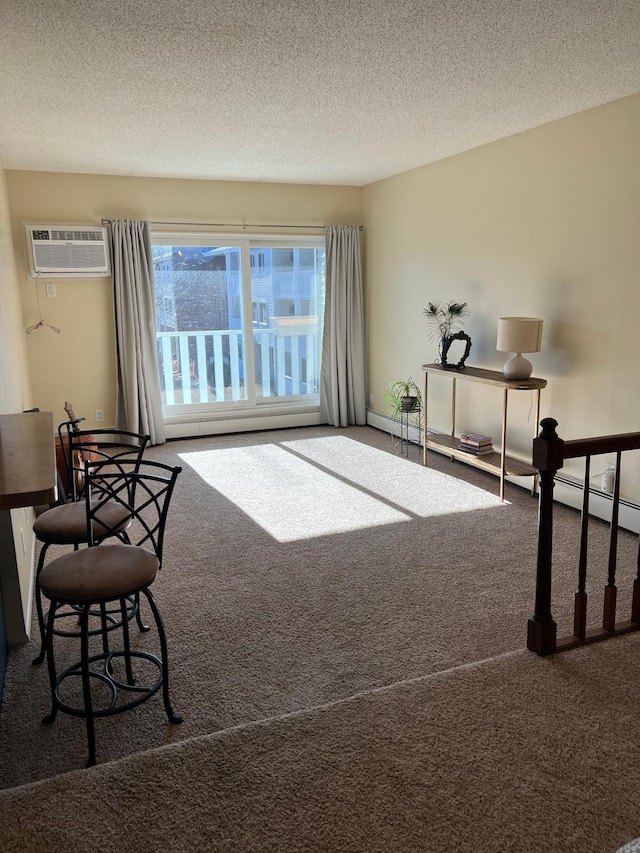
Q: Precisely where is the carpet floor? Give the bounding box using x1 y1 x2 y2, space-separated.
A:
0 424 638 849
2 635 640 852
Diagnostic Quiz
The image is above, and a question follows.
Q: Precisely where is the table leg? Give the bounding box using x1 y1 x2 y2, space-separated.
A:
531 389 541 495
500 389 508 502
423 372 428 466
450 377 456 460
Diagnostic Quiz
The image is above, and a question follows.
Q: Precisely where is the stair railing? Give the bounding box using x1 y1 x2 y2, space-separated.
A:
528 417 640 656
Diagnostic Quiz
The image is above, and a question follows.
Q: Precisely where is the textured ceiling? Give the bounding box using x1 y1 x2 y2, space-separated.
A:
1 0 639 186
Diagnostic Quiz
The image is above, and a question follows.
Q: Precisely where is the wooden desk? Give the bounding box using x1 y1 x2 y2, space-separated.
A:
0 412 57 510
0 411 56 649
422 364 547 501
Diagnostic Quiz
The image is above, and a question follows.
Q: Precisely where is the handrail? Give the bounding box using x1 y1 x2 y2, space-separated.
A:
528 418 640 656
563 432 640 459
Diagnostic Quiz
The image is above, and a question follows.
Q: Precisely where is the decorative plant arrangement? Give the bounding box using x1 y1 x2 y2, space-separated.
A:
423 301 472 369
423 301 470 341
384 377 422 419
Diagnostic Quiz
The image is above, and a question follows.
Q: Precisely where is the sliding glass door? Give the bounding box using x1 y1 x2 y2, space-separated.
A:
151 233 325 417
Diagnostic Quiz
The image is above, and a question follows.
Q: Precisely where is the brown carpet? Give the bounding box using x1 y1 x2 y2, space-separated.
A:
2 636 640 853
0 424 638 848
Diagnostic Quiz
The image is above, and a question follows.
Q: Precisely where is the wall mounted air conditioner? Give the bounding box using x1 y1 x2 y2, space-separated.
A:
25 224 111 277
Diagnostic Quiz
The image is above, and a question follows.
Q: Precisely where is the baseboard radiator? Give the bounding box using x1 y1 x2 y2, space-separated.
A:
366 409 640 534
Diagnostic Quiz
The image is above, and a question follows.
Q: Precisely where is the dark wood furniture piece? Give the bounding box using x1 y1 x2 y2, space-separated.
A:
0 412 57 639
0 412 57 702
422 363 547 501
0 412 57 511
528 418 640 656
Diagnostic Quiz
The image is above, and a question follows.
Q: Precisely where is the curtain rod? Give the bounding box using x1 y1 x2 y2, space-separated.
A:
101 219 362 231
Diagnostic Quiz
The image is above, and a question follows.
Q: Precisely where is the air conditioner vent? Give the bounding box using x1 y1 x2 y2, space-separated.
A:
25 224 111 277
48 229 105 242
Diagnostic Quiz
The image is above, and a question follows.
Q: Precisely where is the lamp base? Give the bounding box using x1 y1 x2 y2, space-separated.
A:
503 353 532 380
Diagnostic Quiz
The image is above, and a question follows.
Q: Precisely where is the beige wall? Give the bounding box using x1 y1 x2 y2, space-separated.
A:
0 161 36 644
363 93 640 500
6 96 640 499
6 171 363 429
0 164 31 414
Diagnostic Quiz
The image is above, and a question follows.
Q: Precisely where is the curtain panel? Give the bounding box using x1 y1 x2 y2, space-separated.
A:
111 220 165 445
319 225 366 428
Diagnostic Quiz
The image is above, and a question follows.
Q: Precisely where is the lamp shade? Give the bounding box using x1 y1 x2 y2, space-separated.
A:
496 317 543 354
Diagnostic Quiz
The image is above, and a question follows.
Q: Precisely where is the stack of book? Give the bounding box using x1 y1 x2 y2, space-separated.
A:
458 433 494 456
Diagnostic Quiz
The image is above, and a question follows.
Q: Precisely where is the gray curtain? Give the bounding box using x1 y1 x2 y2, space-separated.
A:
319 225 366 427
111 220 166 445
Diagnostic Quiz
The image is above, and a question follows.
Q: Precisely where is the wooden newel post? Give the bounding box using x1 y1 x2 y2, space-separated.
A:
527 417 565 656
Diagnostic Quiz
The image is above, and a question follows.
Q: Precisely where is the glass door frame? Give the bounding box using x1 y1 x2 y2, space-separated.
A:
151 230 324 420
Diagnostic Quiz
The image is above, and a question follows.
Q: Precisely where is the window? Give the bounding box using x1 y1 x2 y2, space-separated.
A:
152 234 325 415
274 298 295 316
251 301 268 326
250 250 266 273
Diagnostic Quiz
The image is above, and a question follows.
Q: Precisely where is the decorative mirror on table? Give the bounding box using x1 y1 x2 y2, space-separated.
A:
441 331 472 370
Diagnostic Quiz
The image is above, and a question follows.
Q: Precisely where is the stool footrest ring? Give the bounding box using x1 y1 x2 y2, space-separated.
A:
52 650 163 719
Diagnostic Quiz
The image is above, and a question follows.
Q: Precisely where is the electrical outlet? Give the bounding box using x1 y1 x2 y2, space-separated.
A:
368 392 374 407
95 409 104 422
46 283 56 298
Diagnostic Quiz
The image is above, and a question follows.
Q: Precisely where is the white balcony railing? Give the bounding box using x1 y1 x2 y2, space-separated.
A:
157 326 320 406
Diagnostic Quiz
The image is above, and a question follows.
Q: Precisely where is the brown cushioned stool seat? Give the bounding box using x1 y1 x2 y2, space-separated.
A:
39 544 159 602
34 502 131 545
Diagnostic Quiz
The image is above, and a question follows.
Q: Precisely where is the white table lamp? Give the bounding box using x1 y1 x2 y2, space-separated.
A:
496 317 543 380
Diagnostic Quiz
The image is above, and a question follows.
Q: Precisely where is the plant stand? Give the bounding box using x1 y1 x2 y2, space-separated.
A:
396 403 422 458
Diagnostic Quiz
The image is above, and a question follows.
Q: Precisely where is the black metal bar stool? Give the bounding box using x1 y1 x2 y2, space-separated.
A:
32 427 149 665
37 458 182 767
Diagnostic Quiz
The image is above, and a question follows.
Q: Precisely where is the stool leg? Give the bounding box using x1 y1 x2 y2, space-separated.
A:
42 600 59 725
119 597 136 686
100 602 110 656
79 604 97 767
135 591 150 632
141 588 182 725
32 543 50 665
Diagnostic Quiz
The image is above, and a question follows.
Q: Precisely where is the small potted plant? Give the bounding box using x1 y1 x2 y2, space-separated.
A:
423 301 469 342
384 377 422 419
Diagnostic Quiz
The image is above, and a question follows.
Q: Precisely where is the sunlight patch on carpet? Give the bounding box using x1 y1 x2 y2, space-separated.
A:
180 444 409 541
281 436 505 517
179 436 504 542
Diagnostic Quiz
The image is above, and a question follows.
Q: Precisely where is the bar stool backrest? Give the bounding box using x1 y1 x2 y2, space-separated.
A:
84 459 182 566
58 422 150 503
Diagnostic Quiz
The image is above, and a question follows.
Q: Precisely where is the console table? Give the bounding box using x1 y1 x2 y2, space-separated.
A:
422 364 547 501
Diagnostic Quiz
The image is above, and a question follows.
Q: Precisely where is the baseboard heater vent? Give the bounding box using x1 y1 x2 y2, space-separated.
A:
366 409 640 534
553 473 639 534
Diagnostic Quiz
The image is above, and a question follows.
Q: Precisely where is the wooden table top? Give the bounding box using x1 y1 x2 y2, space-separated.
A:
0 411 57 510
422 363 547 390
